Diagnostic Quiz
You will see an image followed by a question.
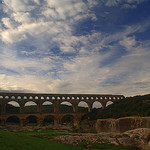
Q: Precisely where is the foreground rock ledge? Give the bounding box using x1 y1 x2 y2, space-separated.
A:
55 128 150 150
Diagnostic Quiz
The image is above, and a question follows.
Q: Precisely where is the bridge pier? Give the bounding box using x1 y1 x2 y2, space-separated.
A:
20 119 25 127
37 118 43 126
54 118 60 126
2 103 6 114
37 104 42 113
73 117 80 126
1 119 6 126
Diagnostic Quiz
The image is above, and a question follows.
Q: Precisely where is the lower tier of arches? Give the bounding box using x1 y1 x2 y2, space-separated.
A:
0 113 85 127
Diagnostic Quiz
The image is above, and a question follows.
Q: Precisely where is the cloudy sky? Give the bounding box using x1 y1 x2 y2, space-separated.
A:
0 0 150 96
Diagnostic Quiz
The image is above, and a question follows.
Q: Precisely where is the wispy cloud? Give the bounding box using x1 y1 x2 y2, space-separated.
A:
0 0 150 96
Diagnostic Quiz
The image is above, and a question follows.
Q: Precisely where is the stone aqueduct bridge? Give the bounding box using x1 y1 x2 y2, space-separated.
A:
0 93 125 126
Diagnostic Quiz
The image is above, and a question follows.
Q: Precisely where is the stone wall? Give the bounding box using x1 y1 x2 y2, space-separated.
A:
95 117 150 133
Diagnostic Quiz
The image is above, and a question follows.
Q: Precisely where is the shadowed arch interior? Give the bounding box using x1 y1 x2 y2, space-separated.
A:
78 101 88 113
41 101 54 113
24 101 37 113
59 101 73 113
6 101 20 114
6 116 20 125
61 115 74 125
25 115 37 125
43 115 54 125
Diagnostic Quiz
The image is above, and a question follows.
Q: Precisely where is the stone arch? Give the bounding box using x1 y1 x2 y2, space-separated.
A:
61 115 74 125
29 96 33 100
41 96 44 99
0 96 3 99
5 96 9 99
109 97 112 100
117 96 120 99
59 101 74 113
11 96 16 99
46 96 50 100
17 96 21 99
43 115 54 126
23 99 37 106
106 101 114 107
35 96 39 99
24 101 37 113
23 96 27 99
78 101 89 113
92 101 103 109
6 101 20 114
41 101 54 113
25 115 37 126
6 116 20 125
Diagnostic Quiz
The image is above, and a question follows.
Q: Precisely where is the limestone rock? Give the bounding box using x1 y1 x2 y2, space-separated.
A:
55 128 150 150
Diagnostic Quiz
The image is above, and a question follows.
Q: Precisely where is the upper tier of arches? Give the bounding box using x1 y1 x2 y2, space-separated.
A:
0 93 125 114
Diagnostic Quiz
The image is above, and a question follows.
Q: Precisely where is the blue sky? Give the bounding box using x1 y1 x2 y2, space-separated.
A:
0 0 150 96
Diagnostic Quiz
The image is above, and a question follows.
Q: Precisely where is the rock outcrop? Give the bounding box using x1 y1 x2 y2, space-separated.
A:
95 117 150 133
55 128 150 150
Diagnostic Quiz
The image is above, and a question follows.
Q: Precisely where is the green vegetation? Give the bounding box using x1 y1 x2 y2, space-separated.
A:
87 94 150 120
0 129 84 150
0 129 134 150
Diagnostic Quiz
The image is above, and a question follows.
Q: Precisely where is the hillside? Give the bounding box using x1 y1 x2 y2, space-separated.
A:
87 94 150 120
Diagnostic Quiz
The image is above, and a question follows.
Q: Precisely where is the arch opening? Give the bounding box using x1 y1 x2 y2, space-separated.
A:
78 101 88 113
6 116 20 125
106 101 114 107
24 101 37 113
41 101 54 113
61 115 74 125
25 115 37 126
92 101 103 110
43 115 54 126
59 101 73 113
6 101 20 114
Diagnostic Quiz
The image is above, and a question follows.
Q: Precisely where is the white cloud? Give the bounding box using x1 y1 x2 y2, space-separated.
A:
2 0 35 12
105 0 119 7
104 0 147 8
2 17 16 29
0 0 150 97
119 36 137 50
1 30 27 43
12 12 35 24
121 4 137 9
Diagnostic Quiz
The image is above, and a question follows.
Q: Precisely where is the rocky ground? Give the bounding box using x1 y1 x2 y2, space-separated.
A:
54 128 150 150
0 125 150 150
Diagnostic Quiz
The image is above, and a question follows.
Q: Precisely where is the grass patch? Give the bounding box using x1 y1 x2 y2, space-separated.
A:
18 128 73 140
18 129 56 134
0 129 136 150
0 129 84 150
